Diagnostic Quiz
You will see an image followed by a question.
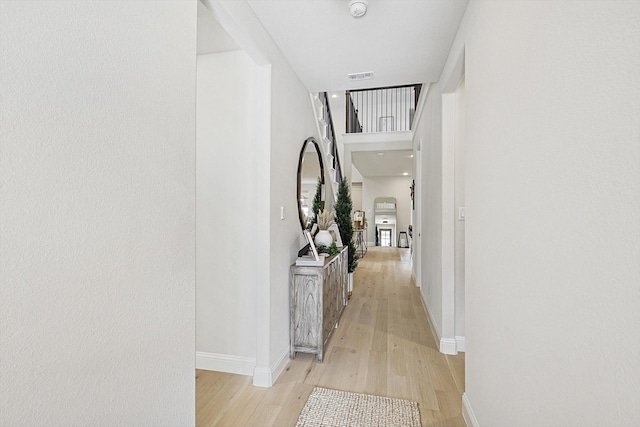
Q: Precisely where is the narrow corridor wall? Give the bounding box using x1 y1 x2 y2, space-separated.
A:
0 2 197 424
200 0 321 386
451 2 639 425
196 51 269 371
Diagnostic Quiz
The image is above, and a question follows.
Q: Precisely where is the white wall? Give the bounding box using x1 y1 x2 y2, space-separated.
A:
435 2 639 426
198 0 320 386
196 51 269 370
0 2 197 425
362 177 412 245
352 164 364 183
454 78 466 341
351 182 363 212
414 85 444 341
411 133 425 289
268 53 321 375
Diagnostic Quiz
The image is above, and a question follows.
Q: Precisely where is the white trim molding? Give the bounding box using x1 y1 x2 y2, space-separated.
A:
455 335 466 352
440 337 457 355
462 392 480 427
270 345 290 385
421 292 441 342
253 345 290 388
252 365 272 388
420 291 458 355
195 351 255 376
411 270 419 288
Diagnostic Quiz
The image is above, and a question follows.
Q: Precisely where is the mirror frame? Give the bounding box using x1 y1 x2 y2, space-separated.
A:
297 137 325 230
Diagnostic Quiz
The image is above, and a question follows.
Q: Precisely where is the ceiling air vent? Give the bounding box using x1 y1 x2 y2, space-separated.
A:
347 71 374 81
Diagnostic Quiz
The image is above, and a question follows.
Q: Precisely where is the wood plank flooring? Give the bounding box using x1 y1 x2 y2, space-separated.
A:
196 247 465 427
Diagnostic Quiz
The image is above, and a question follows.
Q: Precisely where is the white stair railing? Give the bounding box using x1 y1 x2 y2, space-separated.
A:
310 92 342 201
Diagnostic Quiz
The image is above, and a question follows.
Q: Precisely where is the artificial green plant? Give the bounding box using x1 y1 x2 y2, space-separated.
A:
310 177 322 229
335 178 358 273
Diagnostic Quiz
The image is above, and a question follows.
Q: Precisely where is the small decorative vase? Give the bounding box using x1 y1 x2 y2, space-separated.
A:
314 229 333 247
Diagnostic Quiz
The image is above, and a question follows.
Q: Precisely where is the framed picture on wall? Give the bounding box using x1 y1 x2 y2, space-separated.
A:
378 116 394 132
410 180 415 210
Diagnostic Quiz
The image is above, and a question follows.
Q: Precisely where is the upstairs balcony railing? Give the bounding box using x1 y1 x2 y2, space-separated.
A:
346 84 422 133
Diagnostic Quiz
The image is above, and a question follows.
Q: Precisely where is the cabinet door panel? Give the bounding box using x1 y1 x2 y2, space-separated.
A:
292 274 320 348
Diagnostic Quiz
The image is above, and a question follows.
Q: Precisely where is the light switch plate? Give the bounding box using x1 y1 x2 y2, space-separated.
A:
458 207 465 221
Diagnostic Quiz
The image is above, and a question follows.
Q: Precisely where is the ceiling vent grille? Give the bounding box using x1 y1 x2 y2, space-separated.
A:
347 71 374 81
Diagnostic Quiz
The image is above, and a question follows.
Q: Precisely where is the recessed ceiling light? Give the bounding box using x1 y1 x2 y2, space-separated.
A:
403 172 409 176
377 152 384 156
331 94 338 99
409 154 414 158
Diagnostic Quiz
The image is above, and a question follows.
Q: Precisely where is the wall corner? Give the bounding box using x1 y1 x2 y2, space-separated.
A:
462 392 480 427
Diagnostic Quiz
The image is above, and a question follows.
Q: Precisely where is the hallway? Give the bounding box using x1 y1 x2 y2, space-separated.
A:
196 247 465 426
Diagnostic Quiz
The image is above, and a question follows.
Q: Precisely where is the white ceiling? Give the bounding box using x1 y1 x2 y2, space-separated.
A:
246 0 468 93
199 0 468 178
244 0 467 178
352 149 413 177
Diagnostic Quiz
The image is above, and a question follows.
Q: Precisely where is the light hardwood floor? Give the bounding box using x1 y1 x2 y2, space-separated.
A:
196 247 465 427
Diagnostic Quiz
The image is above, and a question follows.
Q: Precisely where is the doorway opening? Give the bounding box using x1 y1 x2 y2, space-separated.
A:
379 229 392 246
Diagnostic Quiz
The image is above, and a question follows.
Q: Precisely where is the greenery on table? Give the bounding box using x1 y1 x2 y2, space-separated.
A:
335 178 358 273
316 242 340 257
328 242 339 256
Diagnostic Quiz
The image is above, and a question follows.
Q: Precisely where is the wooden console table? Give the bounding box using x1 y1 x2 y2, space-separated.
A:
290 247 348 362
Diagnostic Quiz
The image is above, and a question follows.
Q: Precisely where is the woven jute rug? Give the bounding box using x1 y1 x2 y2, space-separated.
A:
295 387 421 427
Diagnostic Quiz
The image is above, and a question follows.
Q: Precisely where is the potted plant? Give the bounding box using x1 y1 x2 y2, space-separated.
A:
315 209 335 247
335 178 358 296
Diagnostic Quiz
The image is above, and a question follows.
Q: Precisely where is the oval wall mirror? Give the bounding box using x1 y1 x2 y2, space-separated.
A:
297 137 325 230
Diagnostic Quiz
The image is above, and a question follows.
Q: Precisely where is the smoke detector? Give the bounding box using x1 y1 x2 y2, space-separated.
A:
349 0 368 18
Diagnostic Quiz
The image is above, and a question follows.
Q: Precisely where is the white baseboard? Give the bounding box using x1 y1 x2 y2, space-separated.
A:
253 366 272 388
195 351 255 376
196 347 289 388
455 335 466 352
462 392 480 427
420 292 442 346
270 345 290 385
420 292 458 355
440 338 457 355
253 345 290 388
